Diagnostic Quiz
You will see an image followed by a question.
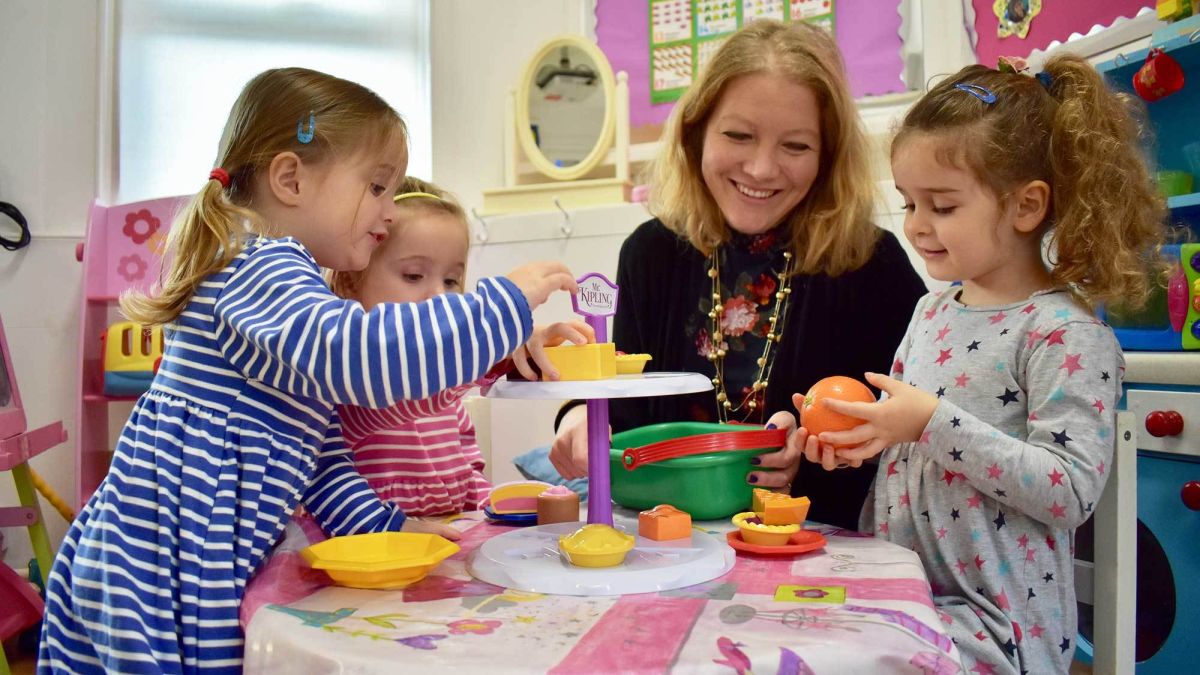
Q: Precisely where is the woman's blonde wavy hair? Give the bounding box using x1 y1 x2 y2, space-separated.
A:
646 19 879 276
892 54 1169 310
327 176 469 299
121 67 407 325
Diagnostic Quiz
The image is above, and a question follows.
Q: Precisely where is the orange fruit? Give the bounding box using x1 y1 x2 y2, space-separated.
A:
799 376 875 446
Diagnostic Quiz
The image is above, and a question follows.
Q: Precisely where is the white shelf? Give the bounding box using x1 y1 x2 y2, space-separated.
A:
483 372 712 400
1123 352 1200 386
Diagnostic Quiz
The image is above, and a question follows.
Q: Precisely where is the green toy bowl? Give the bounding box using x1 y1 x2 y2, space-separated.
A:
609 422 779 520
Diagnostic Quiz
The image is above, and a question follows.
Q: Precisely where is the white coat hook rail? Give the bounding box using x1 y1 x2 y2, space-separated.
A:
469 208 490 244
553 198 573 238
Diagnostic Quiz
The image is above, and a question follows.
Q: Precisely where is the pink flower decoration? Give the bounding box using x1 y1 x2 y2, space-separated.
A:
695 329 728 358
118 254 148 282
720 296 758 337
123 209 161 245
447 619 501 635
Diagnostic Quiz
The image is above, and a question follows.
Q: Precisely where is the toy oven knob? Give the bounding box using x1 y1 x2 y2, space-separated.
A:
1182 481 1200 511
1145 410 1184 438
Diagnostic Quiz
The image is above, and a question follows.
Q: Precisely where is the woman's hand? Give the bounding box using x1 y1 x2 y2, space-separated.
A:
817 371 938 464
400 517 461 541
512 321 595 380
745 409 801 488
549 405 595 480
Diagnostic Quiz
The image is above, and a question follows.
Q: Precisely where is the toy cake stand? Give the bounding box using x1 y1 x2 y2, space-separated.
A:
473 273 733 596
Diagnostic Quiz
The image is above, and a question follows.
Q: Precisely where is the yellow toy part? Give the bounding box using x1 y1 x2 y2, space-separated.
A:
102 321 164 396
542 343 616 380
615 353 652 374
488 480 554 514
558 524 635 568
732 511 800 547
301 532 459 590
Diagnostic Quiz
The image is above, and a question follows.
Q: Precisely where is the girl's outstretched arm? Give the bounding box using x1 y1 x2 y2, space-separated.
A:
214 239 533 406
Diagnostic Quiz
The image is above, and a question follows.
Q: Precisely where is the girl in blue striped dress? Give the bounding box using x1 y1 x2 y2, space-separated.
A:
38 67 576 674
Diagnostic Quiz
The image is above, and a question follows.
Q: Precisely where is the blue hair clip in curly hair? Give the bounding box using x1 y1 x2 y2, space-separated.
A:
1035 71 1054 91
954 83 997 104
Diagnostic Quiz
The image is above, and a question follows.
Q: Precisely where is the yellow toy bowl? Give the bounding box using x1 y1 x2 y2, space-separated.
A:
558 524 636 568
301 532 460 589
615 353 652 374
731 512 799 547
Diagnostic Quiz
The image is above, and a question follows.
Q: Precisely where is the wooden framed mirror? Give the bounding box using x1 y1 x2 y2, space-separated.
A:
516 35 617 181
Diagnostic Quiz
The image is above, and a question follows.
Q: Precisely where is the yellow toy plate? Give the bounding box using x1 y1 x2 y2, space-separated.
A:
301 532 460 590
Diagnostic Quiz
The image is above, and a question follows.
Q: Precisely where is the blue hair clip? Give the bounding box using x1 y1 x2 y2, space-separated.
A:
954 83 997 104
1035 71 1054 91
297 112 316 144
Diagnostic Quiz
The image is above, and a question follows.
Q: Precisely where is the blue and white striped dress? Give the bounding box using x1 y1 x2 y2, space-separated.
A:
38 237 531 674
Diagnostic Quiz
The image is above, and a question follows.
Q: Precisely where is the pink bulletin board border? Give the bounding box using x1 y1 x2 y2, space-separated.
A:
970 0 1154 66
597 0 907 130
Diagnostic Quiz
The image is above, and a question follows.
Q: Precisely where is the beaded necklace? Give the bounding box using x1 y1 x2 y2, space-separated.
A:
706 246 795 423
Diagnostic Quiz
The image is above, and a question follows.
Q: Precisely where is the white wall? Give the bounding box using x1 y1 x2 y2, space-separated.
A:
0 0 97 566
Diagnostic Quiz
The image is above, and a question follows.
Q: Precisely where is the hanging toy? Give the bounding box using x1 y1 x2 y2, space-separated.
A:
1133 48 1186 102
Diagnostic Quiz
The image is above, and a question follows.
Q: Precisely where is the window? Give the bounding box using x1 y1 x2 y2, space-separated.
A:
112 0 430 203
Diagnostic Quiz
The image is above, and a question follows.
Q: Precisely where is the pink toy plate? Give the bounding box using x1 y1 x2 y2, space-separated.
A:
725 529 827 556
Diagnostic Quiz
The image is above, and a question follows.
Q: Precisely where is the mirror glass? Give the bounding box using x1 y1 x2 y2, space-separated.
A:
518 37 615 181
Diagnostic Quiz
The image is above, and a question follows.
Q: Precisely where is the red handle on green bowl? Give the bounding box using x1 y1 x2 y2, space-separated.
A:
621 429 786 470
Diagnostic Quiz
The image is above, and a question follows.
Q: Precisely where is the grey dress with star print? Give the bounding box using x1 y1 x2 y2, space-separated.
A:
860 287 1121 675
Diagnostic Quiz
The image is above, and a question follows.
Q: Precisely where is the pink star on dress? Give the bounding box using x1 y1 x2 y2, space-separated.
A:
1026 548 1036 562
924 307 938 320
919 431 932 444
966 494 983 508
879 522 889 535
1025 329 1044 348
970 660 997 675
988 311 1008 324
899 492 911 506
1044 328 1066 346
1048 468 1065 486
942 470 959 486
1029 623 1045 638
1028 411 1039 421
892 358 905 375
1049 502 1067 518
887 460 899 477
1021 303 1037 314
937 527 948 539
995 589 1010 610
1059 353 1084 376
1046 535 1057 551
1093 398 1106 414
1017 534 1029 548
955 559 968 574
955 372 971 388
936 348 953 366
936 324 952 342
1098 461 1106 475
986 463 1003 480
974 554 986 569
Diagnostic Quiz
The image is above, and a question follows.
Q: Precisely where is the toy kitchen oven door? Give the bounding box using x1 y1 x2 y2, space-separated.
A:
1076 385 1200 672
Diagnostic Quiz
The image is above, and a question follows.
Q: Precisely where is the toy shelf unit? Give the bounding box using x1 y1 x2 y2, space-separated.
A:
75 196 188 509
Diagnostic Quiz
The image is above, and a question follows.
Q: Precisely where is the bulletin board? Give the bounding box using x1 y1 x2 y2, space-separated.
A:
649 1 837 104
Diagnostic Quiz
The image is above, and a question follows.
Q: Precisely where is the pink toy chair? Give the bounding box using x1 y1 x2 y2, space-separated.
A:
0 313 69 673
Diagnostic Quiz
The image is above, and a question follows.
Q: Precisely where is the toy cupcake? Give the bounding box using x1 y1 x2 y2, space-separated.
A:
536 485 580 525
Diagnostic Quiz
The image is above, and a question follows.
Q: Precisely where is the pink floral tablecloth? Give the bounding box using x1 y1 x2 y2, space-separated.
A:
243 513 963 674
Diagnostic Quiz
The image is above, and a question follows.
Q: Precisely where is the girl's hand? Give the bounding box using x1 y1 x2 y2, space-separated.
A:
400 517 462 541
506 262 578 310
817 372 938 463
512 321 595 380
745 409 800 488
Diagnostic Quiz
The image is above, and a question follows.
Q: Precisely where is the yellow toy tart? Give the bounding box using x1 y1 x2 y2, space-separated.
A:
731 511 800 547
558 524 636 568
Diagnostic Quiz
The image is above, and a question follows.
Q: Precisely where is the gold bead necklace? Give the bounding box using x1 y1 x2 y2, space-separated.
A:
706 247 795 423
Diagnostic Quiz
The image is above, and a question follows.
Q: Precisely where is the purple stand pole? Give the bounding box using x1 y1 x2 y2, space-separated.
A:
582 314 612 526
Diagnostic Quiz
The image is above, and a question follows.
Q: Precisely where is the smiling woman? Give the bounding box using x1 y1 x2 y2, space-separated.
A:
546 19 928 531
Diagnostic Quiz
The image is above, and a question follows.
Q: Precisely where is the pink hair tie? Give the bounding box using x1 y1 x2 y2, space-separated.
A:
209 168 230 188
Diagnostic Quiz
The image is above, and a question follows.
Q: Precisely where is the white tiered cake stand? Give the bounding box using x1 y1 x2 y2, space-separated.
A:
470 372 737 596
